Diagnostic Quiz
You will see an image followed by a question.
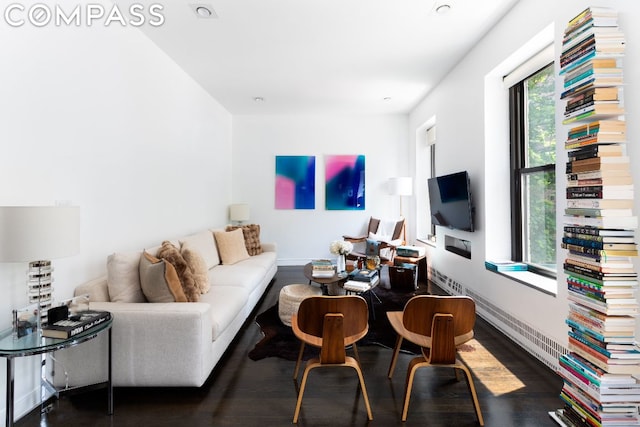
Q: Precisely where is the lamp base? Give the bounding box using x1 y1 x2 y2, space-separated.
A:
28 260 53 330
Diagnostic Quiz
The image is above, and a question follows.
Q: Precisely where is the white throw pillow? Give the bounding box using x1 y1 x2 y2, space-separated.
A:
107 251 146 303
180 230 220 269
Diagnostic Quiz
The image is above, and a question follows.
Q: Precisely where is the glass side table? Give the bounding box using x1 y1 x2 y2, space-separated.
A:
0 317 113 427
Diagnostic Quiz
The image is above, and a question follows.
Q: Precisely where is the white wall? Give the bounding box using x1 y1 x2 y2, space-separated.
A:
231 114 409 264
0 18 232 421
410 0 640 355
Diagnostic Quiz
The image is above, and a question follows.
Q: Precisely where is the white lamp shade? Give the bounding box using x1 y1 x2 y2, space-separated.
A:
229 203 250 222
389 177 413 196
0 206 80 262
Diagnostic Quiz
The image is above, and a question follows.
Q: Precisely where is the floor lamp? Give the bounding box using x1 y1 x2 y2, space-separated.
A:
388 177 413 244
0 206 80 335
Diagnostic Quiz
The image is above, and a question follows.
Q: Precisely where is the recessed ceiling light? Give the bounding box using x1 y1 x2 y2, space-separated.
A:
190 4 218 19
383 97 392 101
253 97 264 102
436 4 451 14
196 7 211 17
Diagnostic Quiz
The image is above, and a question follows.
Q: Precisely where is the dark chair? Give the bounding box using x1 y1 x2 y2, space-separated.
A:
343 216 405 265
291 295 373 423
386 295 484 424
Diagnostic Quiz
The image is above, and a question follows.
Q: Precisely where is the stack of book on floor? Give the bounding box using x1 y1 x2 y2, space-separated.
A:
343 268 379 293
552 7 640 427
311 259 335 278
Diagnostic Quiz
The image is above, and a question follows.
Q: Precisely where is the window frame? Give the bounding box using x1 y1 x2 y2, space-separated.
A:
508 64 557 279
426 126 437 240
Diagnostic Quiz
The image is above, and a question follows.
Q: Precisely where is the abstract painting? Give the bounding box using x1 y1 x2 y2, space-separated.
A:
325 155 365 210
275 156 315 209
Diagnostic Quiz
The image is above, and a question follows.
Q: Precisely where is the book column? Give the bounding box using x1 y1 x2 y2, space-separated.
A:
551 6 640 427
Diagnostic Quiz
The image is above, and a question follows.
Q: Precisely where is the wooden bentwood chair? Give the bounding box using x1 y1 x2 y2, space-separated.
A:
291 295 373 423
343 216 405 265
387 295 484 424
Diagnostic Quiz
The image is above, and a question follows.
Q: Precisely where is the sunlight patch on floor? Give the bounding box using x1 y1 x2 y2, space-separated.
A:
458 339 526 396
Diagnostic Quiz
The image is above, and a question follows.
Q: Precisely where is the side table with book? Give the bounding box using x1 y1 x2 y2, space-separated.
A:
304 262 348 295
344 268 381 319
0 310 113 427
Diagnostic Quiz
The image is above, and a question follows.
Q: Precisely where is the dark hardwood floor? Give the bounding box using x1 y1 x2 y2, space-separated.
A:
18 266 563 426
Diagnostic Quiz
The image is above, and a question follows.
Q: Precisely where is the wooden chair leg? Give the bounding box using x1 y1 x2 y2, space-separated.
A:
387 334 403 379
352 343 360 366
347 357 373 420
294 358 373 423
456 362 484 426
293 342 305 379
402 357 426 422
293 360 317 423
454 367 462 381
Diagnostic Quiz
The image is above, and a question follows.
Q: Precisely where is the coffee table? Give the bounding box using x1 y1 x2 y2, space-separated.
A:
303 262 348 295
304 263 381 319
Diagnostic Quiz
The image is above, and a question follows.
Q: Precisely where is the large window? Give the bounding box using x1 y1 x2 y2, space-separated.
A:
426 125 436 239
509 63 556 276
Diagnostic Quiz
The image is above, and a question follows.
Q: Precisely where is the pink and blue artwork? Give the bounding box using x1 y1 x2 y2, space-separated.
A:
325 155 365 210
275 156 316 209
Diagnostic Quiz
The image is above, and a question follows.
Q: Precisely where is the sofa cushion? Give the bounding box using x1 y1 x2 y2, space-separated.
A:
107 251 146 303
207 264 266 293
225 224 263 256
199 285 249 340
181 247 210 294
157 241 200 302
139 252 188 303
233 250 277 272
179 230 220 269
213 229 250 265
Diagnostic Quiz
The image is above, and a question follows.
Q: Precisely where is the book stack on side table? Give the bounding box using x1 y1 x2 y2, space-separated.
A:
311 259 335 278
552 7 640 427
343 269 379 293
42 310 111 339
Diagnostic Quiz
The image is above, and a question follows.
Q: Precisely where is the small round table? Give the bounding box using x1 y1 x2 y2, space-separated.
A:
303 262 348 295
0 318 113 427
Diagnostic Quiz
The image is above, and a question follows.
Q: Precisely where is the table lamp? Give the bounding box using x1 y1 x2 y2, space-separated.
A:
229 203 250 225
0 206 80 333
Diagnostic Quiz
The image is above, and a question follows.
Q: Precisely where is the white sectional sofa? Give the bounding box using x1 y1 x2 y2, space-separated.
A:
47 227 277 388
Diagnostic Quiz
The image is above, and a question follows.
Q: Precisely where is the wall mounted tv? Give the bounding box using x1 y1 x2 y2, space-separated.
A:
427 171 475 232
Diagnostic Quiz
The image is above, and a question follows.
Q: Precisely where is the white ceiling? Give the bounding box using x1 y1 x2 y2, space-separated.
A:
139 0 520 115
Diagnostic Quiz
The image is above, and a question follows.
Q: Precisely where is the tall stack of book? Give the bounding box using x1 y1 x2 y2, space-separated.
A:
552 7 640 427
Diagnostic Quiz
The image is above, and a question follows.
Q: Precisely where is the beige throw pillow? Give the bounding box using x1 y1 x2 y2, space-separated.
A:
182 247 210 294
225 224 263 256
214 228 250 265
139 252 187 303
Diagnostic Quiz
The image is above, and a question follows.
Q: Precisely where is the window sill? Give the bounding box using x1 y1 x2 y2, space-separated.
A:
416 237 436 248
485 267 557 296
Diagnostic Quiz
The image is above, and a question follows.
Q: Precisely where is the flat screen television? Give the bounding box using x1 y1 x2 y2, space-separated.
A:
427 171 475 232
